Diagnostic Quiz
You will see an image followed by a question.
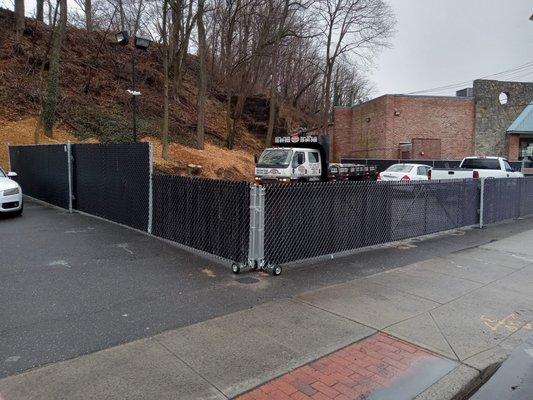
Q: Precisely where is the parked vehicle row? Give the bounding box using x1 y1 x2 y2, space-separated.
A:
0 167 23 216
254 136 523 184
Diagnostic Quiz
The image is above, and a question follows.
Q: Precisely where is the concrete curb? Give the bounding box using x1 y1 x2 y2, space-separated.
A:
414 362 502 400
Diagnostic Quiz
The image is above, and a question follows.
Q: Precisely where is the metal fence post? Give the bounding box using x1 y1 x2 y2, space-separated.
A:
257 185 265 266
479 177 485 228
247 185 265 268
148 143 153 234
67 141 73 213
247 185 257 267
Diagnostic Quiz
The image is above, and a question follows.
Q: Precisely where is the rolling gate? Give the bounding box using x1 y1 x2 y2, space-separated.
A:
8 143 533 276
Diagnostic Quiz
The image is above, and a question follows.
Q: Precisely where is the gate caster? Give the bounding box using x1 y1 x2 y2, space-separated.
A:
271 265 282 276
232 263 241 274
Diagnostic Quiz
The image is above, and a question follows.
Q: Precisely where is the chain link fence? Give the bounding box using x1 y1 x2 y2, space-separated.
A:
8 142 533 270
263 180 479 265
152 175 250 263
9 144 71 209
72 143 151 231
483 177 533 225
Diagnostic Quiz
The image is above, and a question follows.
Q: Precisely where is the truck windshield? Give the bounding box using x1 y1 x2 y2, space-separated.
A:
257 149 293 167
461 159 500 169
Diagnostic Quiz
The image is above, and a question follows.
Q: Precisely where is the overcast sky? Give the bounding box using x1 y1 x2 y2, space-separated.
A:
370 0 533 97
2 0 533 99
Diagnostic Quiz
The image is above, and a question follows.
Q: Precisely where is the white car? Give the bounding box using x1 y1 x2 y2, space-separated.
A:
0 167 23 216
377 163 432 181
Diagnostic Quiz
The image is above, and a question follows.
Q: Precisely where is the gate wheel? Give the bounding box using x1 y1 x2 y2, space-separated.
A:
271 265 282 276
232 263 240 274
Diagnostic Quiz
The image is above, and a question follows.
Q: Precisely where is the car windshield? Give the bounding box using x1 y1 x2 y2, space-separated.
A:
386 164 413 173
257 149 293 166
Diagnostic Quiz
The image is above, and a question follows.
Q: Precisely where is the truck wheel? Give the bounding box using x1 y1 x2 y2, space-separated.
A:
231 263 240 274
271 265 282 276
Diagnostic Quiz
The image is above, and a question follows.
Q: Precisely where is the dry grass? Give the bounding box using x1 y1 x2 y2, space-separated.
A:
0 117 255 181
144 136 255 181
0 117 97 170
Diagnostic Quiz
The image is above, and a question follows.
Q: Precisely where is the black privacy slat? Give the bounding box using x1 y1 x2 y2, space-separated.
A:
71 142 150 230
9 144 70 209
263 179 480 264
152 175 250 263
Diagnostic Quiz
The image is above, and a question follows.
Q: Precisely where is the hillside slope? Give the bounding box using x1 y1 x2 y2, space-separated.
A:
0 9 313 180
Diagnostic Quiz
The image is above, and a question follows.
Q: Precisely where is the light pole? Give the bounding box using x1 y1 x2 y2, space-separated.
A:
116 31 151 142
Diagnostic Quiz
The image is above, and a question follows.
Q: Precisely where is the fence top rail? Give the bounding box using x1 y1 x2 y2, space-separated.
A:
8 143 69 148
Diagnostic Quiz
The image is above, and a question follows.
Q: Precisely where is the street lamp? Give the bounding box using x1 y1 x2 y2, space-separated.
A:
116 32 151 142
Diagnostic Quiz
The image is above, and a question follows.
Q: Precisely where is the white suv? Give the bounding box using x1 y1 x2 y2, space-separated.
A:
0 167 23 216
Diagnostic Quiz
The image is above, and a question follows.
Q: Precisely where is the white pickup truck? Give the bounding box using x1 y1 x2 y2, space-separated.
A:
429 157 524 180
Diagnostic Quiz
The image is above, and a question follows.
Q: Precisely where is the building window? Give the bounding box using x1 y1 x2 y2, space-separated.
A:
499 92 510 105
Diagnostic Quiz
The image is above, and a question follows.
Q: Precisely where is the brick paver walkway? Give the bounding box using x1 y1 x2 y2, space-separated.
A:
236 332 438 400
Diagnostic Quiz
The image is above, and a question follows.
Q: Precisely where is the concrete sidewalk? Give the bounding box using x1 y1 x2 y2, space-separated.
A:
1 229 533 399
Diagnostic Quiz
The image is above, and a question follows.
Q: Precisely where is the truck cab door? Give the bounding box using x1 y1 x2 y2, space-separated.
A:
308 151 321 178
292 151 306 179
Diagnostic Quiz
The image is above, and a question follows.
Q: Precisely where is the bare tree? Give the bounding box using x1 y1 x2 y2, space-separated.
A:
196 0 207 149
332 58 373 106
85 0 93 30
36 0 44 22
316 0 394 145
159 0 175 159
41 0 67 137
14 0 25 39
171 0 197 102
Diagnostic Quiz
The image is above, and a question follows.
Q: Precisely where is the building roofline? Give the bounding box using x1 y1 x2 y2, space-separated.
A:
334 93 474 110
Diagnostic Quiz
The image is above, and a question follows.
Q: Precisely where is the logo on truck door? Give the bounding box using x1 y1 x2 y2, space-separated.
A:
297 165 306 173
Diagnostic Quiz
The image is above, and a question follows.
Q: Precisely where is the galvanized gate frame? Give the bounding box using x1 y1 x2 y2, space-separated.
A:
248 185 265 268
232 185 281 275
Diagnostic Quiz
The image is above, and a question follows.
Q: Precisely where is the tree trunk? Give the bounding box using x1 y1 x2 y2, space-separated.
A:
225 90 232 148
226 93 246 149
41 0 66 138
14 0 25 38
47 0 53 25
161 0 170 160
266 47 280 146
118 0 125 31
195 0 207 150
322 62 333 160
36 0 44 22
85 0 92 31
322 63 332 133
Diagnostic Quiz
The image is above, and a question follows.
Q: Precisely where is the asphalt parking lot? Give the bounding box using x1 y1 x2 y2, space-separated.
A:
2 198 533 379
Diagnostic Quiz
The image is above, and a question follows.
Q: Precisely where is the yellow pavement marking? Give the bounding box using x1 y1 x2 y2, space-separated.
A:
480 313 533 333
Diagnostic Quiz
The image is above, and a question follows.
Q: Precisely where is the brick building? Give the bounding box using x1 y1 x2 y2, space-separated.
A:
333 79 533 161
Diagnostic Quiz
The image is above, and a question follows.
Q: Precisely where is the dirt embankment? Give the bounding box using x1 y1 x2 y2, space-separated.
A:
0 117 255 181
